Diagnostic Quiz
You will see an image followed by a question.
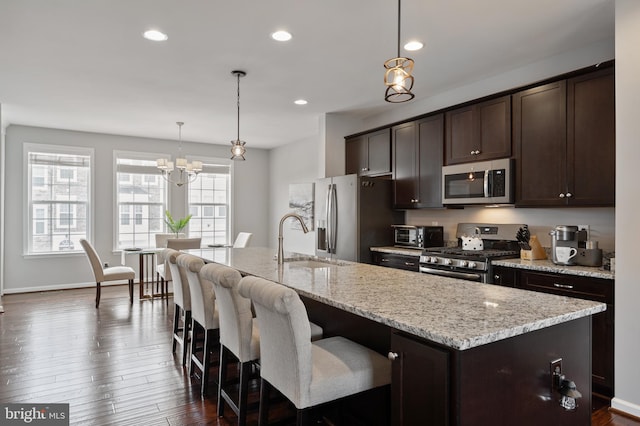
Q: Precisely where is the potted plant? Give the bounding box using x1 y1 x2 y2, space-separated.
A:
164 210 192 237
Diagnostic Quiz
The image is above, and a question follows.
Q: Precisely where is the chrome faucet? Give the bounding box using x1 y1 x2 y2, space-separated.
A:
278 213 310 264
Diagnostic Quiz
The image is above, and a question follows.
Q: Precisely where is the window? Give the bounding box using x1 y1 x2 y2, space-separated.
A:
187 159 232 246
115 152 167 249
25 144 92 254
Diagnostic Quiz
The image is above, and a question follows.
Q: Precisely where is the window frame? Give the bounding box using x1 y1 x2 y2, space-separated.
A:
186 156 233 246
23 143 94 256
114 150 169 251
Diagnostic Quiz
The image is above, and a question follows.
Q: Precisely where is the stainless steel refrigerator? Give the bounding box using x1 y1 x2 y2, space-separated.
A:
315 174 402 263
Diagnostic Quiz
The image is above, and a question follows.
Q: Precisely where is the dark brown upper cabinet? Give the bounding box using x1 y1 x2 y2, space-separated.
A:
514 68 615 207
392 115 444 209
445 95 511 165
345 128 391 177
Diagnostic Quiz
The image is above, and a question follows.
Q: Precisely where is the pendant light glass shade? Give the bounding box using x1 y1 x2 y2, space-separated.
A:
384 0 415 103
230 70 247 160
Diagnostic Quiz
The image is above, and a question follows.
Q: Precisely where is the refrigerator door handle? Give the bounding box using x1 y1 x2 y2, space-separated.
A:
328 184 338 253
325 184 332 252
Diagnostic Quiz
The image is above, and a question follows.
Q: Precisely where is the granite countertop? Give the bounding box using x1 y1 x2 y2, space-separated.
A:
187 247 605 351
493 258 614 280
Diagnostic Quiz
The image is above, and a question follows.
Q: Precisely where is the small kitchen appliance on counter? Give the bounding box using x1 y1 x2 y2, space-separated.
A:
549 225 587 266
419 223 524 283
392 225 444 249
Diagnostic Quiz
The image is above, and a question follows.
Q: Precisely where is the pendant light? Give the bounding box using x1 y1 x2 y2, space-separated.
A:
157 122 202 187
384 0 415 103
230 70 247 160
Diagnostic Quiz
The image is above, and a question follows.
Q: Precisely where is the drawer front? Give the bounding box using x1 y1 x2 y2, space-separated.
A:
375 253 420 272
518 270 613 303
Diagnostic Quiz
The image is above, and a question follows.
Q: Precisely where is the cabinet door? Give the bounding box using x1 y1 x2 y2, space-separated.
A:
567 68 615 206
417 115 444 208
476 95 511 161
345 135 365 175
445 105 475 164
373 252 420 272
390 333 449 426
366 129 392 176
492 265 517 287
514 81 567 206
392 121 418 207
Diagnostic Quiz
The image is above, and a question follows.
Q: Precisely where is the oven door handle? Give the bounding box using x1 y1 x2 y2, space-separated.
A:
484 170 490 198
419 266 483 281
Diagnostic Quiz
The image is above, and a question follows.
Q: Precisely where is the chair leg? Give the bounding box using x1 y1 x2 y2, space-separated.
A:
217 345 228 417
129 279 134 304
258 378 271 426
238 360 251 426
172 305 180 354
182 310 192 366
296 408 311 426
95 282 101 308
201 329 212 397
189 319 198 377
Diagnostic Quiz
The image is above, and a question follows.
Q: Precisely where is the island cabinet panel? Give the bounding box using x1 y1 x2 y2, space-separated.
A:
457 316 592 426
517 270 614 397
492 265 517 287
445 95 511 165
390 332 449 426
345 128 392 177
514 67 615 207
392 114 444 209
372 251 420 272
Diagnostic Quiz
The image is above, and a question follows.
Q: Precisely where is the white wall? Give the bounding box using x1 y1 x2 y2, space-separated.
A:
2 124 270 293
269 135 321 255
611 0 640 417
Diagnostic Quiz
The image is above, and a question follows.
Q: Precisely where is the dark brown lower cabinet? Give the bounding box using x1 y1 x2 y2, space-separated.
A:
517 270 614 397
390 333 449 426
372 251 420 272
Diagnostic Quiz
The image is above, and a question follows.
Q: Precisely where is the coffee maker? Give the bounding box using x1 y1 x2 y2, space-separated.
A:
549 225 587 265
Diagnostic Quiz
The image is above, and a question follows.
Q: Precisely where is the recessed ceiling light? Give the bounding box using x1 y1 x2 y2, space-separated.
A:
404 40 423 51
143 30 168 41
294 99 308 105
271 30 292 42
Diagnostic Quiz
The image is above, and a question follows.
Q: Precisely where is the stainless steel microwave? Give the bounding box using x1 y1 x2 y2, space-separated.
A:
442 158 514 205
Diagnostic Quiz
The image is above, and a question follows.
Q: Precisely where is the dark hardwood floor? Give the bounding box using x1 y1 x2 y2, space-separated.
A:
1 285 639 425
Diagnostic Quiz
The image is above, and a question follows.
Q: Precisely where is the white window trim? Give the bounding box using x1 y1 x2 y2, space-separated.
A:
186 155 233 245
23 143 94 256
113 150 169 251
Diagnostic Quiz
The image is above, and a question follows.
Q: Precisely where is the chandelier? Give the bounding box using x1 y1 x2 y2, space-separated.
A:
384 0 415 103
157 122 202 187
230 70 247 160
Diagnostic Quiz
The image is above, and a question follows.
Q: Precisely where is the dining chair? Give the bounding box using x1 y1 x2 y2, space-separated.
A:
178 253 219 397
167 248 192 366
80 239 136 308
238 276 391 426
232 232 253 248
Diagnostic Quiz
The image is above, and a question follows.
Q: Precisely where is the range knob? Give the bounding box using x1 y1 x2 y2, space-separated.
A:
459 260 468 267
443 258 452 266
468 261 477 269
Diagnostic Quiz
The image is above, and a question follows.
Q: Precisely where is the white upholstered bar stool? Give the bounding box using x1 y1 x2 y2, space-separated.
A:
200 263 324 426
155 233 183 297
167 248 191 366
237 276 392 426
178 253 219 397
157 237 202 301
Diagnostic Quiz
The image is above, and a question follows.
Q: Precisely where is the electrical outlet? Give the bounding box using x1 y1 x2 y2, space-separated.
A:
550 358 563 392
578 225 589 239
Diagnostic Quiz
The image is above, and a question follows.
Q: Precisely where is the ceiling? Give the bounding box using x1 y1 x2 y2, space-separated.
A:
0 0 614 150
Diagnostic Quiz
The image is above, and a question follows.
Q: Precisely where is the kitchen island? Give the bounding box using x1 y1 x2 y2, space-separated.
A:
188 246 605 425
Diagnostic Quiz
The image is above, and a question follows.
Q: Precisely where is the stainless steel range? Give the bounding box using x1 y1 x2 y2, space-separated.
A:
419 223 525 283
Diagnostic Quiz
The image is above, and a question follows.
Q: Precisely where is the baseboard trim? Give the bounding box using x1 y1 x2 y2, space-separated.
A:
611 397 640 419
1 280 132 294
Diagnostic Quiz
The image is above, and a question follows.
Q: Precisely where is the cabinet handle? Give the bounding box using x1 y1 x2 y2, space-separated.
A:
474 150 481 155
361 167 368 172
470 150 475 155
566 192 573 198
410 199 419 203
381 258 390 262
404 262 415 266
559 193 565 198
494 274 500 281
553 283 574 289
388 352 399 361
